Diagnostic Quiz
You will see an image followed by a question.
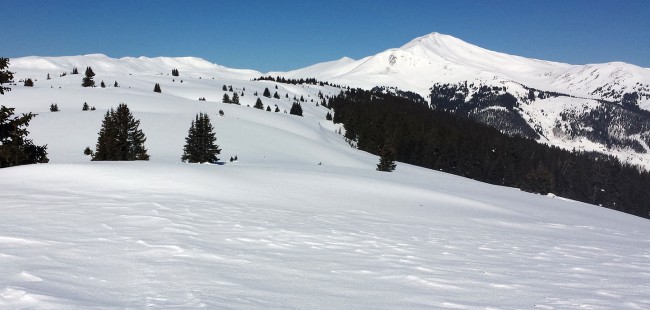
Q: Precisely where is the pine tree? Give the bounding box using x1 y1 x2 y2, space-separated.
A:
92 103 149 161
100 80 106 88
326 112 332 121
0 106 49 168
83 146 93 156
222 93 230 103
376 144 397 172
275 106 280 112
153 83 161 93
254 98 264 109
50 103 59 112
46 73 51 80
24 78 34 87
289 102 303 116
82 102 89 111
181 113 221 163
263 87 271 98
222 85 227 91
72 67 79 75
114 81 119 87
82 66 95 87
266 105 271 111
231 92 240 105
273 91 280 99
172 68 179 76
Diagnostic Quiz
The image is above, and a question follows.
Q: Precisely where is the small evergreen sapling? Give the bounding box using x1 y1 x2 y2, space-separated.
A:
50 103 59 112
376 144 397 172
82 102 89 111
181 113 221 164
153 83 161 93
254 98 264 109
289 102 303 116
82 67 95 87
24 78 34 87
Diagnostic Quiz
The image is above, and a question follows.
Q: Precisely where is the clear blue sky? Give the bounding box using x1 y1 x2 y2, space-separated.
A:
3 0 649 72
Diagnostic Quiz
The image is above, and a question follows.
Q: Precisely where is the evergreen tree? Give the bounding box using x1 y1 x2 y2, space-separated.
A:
83 146 93 156
228 85 233 92
273 91 280 99
290 102 303 116
100 80 106 88
231 92 240 105
172 68 179 76
254 98 264 109
82 102 89 111
222 93 230 103
376 144 397 172
222 85 227 91
47 73 51 80
0 106 49 168
263 87 271 98
72 67 79 75
23 78 34 87
266 105 271 111
275 106 280 112
82 66 95 87
153 83 161 93
326 112 332 121
114 81 119 87
181 112 221 163
50 103 59 112
92 103 149 161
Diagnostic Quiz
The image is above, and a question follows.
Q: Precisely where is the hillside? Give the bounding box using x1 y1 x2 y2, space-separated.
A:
1 53 650 308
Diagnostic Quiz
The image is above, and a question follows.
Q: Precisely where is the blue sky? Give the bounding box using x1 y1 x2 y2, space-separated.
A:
3 0 649 72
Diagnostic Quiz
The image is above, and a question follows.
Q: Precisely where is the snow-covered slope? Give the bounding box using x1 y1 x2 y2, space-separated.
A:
1 51 650 308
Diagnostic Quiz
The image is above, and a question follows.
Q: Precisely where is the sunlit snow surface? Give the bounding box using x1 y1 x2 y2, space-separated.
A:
1 163 649 309
0 54 649 308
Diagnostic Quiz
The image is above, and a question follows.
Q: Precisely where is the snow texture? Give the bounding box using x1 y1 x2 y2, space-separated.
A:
1 40 650 308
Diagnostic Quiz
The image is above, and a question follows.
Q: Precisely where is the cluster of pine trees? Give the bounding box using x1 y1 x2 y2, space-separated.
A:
91 103 149 161
0 58 49 168
253 76 342 88
328 88 650 219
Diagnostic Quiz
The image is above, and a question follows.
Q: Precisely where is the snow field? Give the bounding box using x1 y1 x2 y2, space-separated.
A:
0 53 649 308
1 163 649 308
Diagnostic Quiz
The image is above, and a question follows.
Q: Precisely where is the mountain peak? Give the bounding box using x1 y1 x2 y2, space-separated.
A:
400 32 467 50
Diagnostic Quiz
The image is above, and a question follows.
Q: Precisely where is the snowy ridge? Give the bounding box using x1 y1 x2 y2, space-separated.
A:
281 32 650 108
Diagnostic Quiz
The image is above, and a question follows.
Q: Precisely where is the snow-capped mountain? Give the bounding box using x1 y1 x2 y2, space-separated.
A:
274 32 650 168
277 32 650 107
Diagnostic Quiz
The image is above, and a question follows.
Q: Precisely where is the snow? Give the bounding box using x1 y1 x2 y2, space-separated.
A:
1 51 650 308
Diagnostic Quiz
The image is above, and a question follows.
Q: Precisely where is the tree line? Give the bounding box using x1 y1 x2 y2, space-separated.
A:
328 88 650 219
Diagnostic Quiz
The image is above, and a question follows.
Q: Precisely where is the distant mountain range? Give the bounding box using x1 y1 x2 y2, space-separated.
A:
274 32 650 168
6 32 650 168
